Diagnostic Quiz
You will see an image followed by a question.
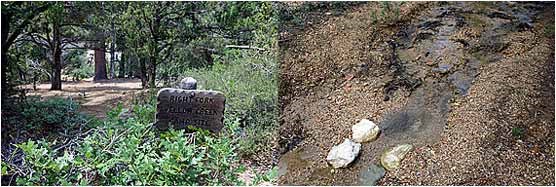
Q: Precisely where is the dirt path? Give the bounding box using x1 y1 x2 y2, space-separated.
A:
278 2 554 185
23 78 145 118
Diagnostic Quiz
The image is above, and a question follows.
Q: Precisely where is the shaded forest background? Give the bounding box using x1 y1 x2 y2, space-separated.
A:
1 1 284 185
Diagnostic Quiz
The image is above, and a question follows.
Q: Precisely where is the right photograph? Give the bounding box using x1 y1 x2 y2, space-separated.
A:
277 1 555 186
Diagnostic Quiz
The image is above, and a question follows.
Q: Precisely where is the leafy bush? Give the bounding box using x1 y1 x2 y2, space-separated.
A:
252 166 279 185
182 49 278 157
2 96 90 133
63 49 93 81
12 104 244 186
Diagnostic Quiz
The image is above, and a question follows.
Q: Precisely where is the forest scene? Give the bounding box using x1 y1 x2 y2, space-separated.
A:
2 1 279 185
1 1 555 186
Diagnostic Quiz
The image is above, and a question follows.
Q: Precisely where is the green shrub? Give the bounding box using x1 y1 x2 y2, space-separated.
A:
183 49 278 157
13 104 244 186
64 49 93 81
252 166 278 185
2 96 90 133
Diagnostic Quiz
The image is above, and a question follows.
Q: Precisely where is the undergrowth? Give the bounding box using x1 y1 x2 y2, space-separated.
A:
182 49 279 159
4 102 244 185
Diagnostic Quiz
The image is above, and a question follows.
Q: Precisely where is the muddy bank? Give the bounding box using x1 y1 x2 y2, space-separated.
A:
278 1 554 185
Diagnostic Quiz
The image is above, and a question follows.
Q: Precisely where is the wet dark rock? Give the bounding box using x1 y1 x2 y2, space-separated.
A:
452 38 469 47
419 19 442 30
358 164 386 185
515 14 533 29
435 9 449 18
383 40 423 101
380 107 434 137
278 114 305 154
448 71 474 96
433 63 453 74
488 10 514 20
477 35 509 53
455 16 466 27
413 31 435 43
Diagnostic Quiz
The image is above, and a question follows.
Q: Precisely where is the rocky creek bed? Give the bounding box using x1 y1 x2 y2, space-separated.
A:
278 1 554 185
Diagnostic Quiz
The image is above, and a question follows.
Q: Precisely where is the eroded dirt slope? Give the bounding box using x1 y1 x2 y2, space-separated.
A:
278 1 554 185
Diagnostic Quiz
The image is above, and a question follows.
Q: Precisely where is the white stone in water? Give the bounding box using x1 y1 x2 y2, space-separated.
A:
380 144 413 171
352 119 380 143
326 139 361 168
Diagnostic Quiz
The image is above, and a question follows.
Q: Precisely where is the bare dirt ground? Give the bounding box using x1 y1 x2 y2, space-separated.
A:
23 78 145 118
278 1 554 185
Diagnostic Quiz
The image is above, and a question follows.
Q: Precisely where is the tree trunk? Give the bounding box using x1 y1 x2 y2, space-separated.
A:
94 49 108 81
147 55 156 88
51 49 62 90
50 21 62 90
1 49 8 99
140 57 147 88
33 73 37 90
1 12 11 100
109 40 115 79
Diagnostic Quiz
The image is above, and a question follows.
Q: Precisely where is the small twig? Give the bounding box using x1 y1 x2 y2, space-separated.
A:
53 139 76 152
101 128 131 153
225 45 266 51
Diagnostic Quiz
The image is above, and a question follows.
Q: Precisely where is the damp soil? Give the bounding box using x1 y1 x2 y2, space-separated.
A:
278 1 554 185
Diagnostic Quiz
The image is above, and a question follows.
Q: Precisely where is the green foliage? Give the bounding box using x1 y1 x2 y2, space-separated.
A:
64 49 93 81
14 104 244 186
276 2 365 30
183 49 278 157
1 161 8 176
371 2 401 25
4 2 280 185
4 39 50 93
3 96 88 131
511 127 525 138
150 2 280 159
252 166 279 185
157 2 278 78
544 22 555 38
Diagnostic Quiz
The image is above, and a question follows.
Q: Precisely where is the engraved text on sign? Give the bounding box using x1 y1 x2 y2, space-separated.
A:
155 88 225 132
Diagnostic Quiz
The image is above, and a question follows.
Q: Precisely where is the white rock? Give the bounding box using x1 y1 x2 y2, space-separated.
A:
352 119 380 143
179 77 197 90
380 144 413 171
326 139 361 168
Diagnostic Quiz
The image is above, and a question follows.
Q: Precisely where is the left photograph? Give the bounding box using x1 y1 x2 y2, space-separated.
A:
1 1 279 185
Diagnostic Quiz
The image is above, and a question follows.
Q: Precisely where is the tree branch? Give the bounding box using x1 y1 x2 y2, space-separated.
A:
225 45 266 51
4 3 51 50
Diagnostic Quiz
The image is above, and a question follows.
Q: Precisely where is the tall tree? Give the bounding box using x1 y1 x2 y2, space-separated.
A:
87 1 127 81
121 2 195 88
24 2 89 90
93 46 108 81
1 2 51 97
